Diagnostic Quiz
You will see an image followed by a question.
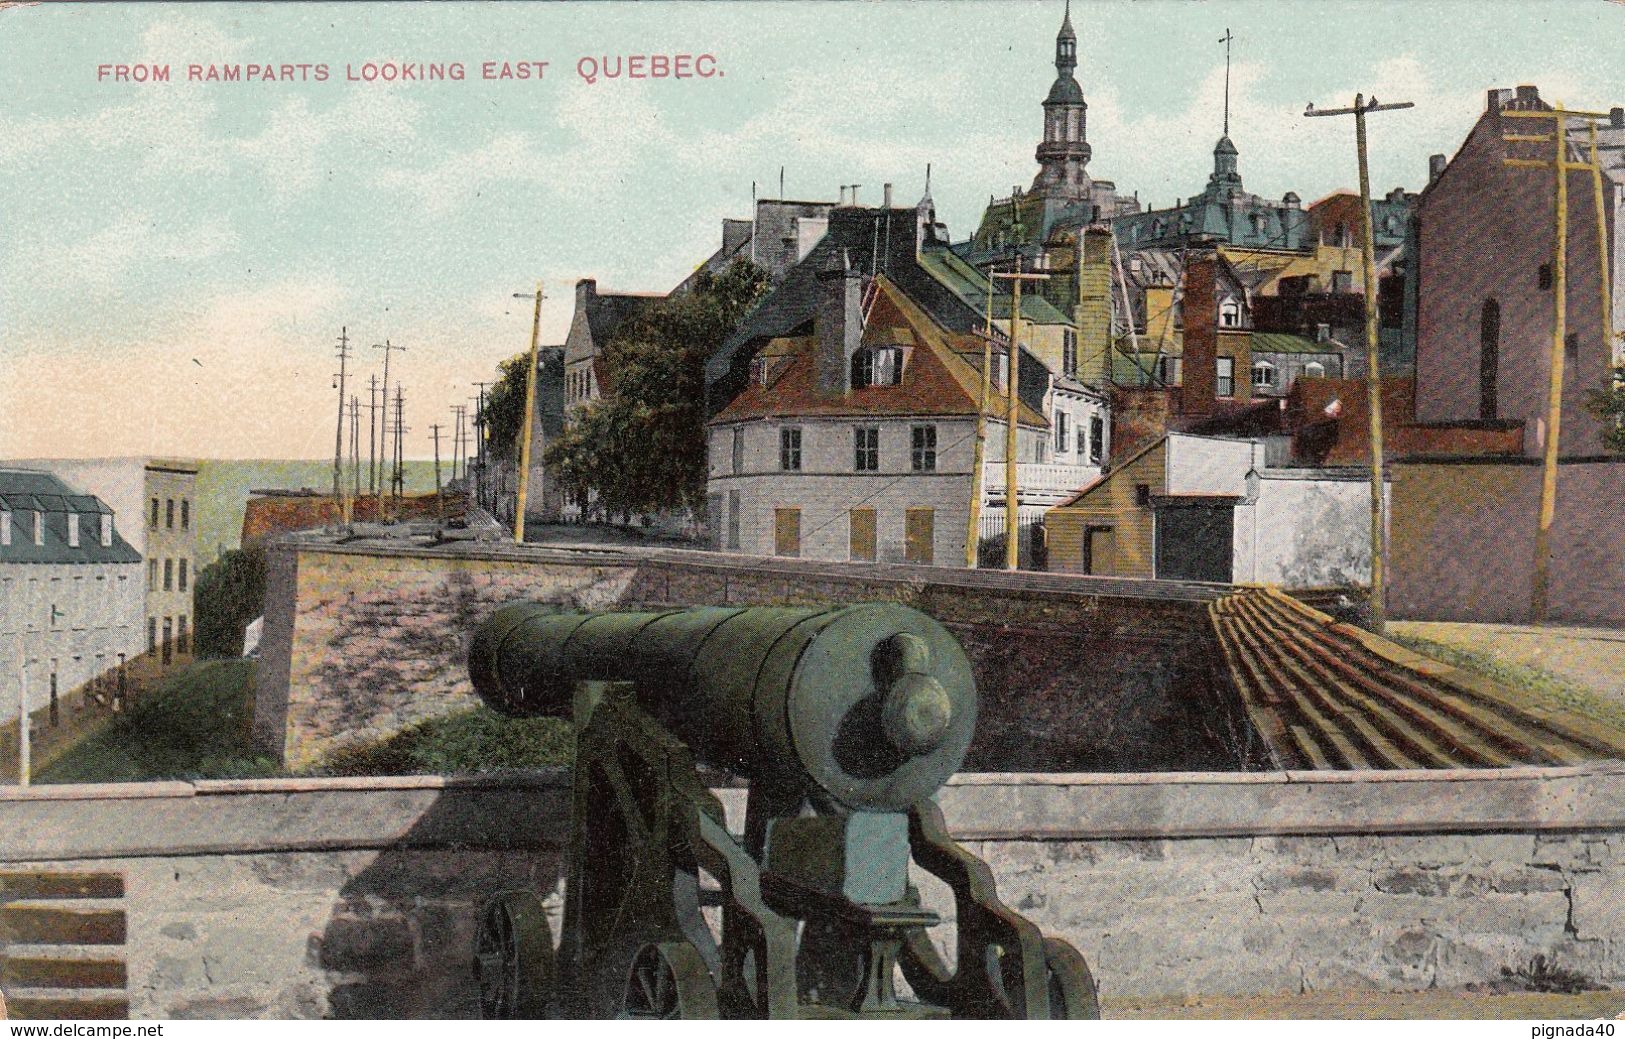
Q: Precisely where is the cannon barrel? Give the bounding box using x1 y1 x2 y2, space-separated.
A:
468 602 977 811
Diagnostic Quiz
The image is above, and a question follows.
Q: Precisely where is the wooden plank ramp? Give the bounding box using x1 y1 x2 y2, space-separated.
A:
0 871 128 1020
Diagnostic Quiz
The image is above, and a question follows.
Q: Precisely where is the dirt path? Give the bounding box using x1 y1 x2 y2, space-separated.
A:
1390 621 1625 707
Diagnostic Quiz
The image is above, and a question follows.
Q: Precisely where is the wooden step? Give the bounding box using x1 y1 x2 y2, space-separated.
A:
2 954 127 989
0 872 123 901
3 990 129 1020
0 901 126 946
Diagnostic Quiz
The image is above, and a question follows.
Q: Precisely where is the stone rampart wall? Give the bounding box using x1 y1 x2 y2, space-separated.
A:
2 766 1622 1017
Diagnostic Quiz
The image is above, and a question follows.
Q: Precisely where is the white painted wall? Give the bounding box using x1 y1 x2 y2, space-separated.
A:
1232 473 1387 588
0 560 145 722
1165 434 1260 496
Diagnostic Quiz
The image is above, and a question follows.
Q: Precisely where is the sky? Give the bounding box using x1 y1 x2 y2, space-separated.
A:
2 0 1623 460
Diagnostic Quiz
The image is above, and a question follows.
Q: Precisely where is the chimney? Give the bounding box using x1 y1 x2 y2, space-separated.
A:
883 182 894 208
1180 250 1219 416
838 185 848 206
575 278 597 306
1075 227 1114 386
1612 107 1624 129
1428 153 1447 184
1515 84 1540 103
816 250 864 394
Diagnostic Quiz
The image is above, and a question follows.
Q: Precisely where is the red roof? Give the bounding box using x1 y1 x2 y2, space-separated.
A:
711 276 1047 426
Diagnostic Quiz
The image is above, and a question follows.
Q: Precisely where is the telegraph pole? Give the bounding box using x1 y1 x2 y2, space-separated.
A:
965 273 998 568
349 395 361 501
372 339 406 503
471 382 491 512
429 423 446 524
992 259 1050 570
367 375 380 498
511 283 545 544
392 386 407 509
1305 93 1413 634
332 327 351 526
1501 101 1617 622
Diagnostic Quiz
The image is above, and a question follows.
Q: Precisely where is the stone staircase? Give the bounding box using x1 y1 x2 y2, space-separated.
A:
0 871 128 1019
1210 586 1625 770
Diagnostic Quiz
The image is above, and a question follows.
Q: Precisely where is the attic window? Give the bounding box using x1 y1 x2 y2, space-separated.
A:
852 346 903 388
1 511 9 546
68 514 80 548
750 356 769 386
100 514 113 547
1220 298 1242 328
33 511 43 546
1304 361 1327 378
1252 360 1278 389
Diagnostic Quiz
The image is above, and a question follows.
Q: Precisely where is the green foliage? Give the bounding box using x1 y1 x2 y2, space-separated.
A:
1584 364 1625 453
319 707 573 776
194 544 267 658
482 352 535 463
38 660 275 783
545 260 771 516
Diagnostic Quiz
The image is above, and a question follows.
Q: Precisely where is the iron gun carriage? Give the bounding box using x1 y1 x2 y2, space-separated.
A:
468 601 1099 1020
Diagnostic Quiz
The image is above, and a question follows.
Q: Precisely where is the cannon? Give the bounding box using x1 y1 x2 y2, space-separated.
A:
468 602 1099 1020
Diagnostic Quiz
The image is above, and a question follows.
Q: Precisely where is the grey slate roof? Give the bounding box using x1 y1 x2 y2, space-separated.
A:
0 468 141 565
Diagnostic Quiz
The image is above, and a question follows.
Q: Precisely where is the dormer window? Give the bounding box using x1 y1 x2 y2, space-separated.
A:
852 346 903 389
750 356 769 386
1249 213 1265 236
68 514 80 548
1219 298 1242 328
1 511 10 546
100 514 113 547
1252 360 1277 389
33 511 43 546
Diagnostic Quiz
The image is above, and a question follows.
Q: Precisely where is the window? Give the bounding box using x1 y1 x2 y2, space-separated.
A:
1252 361 1277 389
166 499 175 529
1 511 10 547
990 352 1009 391
179 559 189 593
911 425 937 471
181 499 190 530
148 559 158 591
150 498 160 528
1062 329 1078 378
178 615 189 656
1539 264 1553 291
32 512 42 546
163 558 173 591
1220 298 1242 328
49 668 58 727
1089 415 1105 464
1481 298 1500 419
1249 213 1265 236
780 428 802 472
147 617 157 652
1135 483 1152 507
1157 356 1182 386
1054 412 1071 453
68 514 80 548
1331 270 1354 294
100 514 112 547
731 427 745 475
852 346 903 388
726 490 741 551
854 427 880 472
1216 357 1236 398
1304 361 1326 379
162 617 173 666
849 508 877 562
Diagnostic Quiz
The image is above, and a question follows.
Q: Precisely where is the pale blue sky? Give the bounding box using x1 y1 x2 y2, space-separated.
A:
2 0 1622 458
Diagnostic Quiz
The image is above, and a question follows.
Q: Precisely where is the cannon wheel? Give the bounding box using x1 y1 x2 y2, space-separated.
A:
473 890 554 1019
619 941 720 1019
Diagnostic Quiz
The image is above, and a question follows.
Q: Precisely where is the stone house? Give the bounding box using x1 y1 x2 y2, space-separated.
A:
706 271 1061 566
0 467 144 740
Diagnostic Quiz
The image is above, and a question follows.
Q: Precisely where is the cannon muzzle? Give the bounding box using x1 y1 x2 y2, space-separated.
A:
468 603 977 812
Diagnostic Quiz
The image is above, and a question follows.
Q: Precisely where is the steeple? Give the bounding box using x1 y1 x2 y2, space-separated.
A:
1031 0 1091 199
1206 29 1243 198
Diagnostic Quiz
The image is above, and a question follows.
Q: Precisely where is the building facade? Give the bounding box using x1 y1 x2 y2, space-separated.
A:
0 468 144 735
14 458 200 670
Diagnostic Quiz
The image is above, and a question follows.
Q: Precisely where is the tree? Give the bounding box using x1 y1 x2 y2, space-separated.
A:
194 544 267 658
481 353 534 463
545 260 770 517
1586 364 1625 453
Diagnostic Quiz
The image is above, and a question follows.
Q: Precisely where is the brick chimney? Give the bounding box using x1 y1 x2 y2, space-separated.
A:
575 278 597 306
816 250 864 394
1180 250 1219 416
1075 226 1113 386
1428 154 1447 184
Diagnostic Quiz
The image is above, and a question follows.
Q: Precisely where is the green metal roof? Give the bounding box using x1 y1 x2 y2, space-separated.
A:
916 248 1072 326
1251 332 1344 355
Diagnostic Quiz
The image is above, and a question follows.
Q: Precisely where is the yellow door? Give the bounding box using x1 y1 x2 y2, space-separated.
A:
849 508 877 562
774 508 801 558
905 508 934 564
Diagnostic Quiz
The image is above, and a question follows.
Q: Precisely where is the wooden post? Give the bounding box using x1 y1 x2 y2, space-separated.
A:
514 282 544 544
1531 102 1571 623
964 277 996 568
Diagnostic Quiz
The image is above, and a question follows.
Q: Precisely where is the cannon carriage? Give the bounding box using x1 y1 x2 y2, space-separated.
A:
467 601 1099 1020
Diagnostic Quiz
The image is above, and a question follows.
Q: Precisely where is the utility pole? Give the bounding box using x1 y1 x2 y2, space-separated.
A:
471 382 491 512
392 386 407 510
511 283 545 544
429 423 446 525
451 404 467 483
992 259 1050 570
350 395 361 501
367 374 380 498
332 326 351 526
372 339 406 504
1501 101 1617 622
1305 93 1413 634
965 272 998 568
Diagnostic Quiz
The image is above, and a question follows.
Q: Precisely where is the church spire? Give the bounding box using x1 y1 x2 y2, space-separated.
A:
1219 27 1233 136
1208 28 1242 197
1031 0 1091 199
1056 0 1076 76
